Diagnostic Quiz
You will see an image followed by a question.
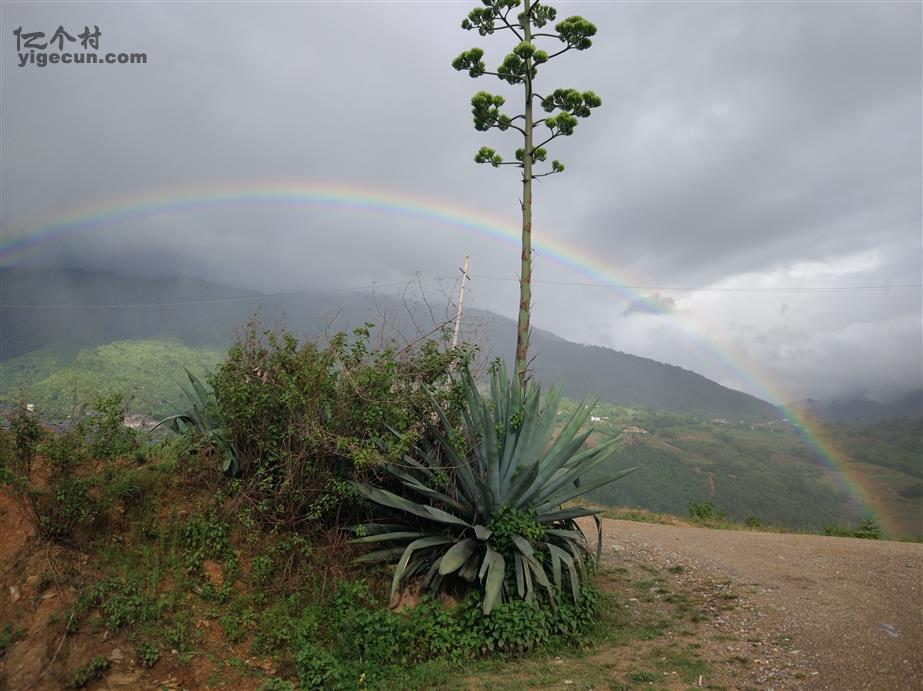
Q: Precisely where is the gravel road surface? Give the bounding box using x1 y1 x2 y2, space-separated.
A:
599 519 923 691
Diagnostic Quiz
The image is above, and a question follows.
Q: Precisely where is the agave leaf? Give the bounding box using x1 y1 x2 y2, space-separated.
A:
391 474 471 517
544 528 586 542
478 403 501 497
473 524 493 541
352 546 408 563
350 531 429 545
522 553 534 603
593 513 603 561
545 542 580 602
471 475 495 521
423 504 471 528
525 554 555 605
547 543 562 590
505 461 541 507
513 552 526 599
459 549 482 582
391 536 453 597
185 368 210 406
438 538 478 575
559 538 589 580
422 556 444 589
510 534 535 559
534 442 619 502
483 547 505 614
545 467 638 508
355 485 439 522
536 506 603 523
348 522 408 536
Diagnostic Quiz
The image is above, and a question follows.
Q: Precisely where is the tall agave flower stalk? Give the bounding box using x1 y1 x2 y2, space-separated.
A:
352 363 635 614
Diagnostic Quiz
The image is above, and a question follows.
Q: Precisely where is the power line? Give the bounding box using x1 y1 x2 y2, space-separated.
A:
0 276 456 310
1 274 918 310
470 274 923 293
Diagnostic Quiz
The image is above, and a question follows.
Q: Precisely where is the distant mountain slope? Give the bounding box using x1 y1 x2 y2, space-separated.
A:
581 403 922 539
789 391 923 422
1 267 778 418
0 339 223 418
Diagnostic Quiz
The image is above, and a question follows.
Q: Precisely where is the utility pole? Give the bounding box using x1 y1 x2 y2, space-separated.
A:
451 254 470 350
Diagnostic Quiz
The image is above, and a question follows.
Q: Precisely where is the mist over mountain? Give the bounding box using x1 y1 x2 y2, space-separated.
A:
1 267 778 419
790 391 923 423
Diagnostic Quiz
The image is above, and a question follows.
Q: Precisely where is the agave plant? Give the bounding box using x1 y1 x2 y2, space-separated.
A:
154 368 238 474
352 363 635 614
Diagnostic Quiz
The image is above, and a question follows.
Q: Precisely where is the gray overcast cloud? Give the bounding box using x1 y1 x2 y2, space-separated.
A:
1 1 920 403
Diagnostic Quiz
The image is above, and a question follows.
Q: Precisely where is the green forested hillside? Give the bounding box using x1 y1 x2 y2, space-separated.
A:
0 339 224 418
575 401 922 538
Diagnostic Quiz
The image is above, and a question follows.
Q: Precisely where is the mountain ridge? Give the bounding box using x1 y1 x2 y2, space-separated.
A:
1 267 778 418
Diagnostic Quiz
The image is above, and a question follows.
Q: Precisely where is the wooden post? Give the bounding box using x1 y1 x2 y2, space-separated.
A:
451 255 470 350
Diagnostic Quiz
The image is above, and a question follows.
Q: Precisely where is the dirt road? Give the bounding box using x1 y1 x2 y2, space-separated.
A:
598 519 923 690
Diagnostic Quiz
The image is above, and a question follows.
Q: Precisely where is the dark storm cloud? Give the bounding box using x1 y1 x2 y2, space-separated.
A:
622 292 677 316
1 1 920 401
571 1 920 286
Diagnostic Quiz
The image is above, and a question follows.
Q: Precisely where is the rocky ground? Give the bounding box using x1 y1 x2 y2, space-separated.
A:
598 519 923 691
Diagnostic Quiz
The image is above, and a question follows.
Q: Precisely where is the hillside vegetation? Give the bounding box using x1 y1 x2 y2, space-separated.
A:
569 401 921 539
0 340 224 419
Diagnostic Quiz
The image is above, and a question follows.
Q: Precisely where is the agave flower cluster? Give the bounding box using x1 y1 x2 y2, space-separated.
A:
352 364 634 614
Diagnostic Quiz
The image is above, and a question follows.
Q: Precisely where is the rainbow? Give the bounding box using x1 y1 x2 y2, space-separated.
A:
0 180 891 533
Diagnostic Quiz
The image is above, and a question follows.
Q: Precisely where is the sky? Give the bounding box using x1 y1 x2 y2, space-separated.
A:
1 1 920 404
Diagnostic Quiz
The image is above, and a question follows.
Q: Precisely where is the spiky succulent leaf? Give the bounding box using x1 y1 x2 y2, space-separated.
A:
351 363 635 612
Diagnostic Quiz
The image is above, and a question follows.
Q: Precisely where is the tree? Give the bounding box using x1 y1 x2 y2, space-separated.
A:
453 0 601 389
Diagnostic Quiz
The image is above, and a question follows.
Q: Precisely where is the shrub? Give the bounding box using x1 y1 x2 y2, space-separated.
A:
825 516 883 540
137 642 160 668
353 362 634 613
327 578 602 665
69 655 110 688
5 421 102 544
206 323 473 530
854 516 883 540
688 501 726 524
2 396 143 544
82 393 138 460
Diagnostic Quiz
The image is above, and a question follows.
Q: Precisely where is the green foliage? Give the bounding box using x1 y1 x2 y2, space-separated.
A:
295 643 345 689
82 392 139 460
0 623 26 658
250 554 275 587
181 508 235 572
207 323 472 530
68 655 110 688
688 501 727 524
353 363 634 613
453 1 601 178
257 679 295 691
9 402 43 470
326 578 601 668
1 395 148 544
137 641 160 668
0 339 224 419
72 578 162 633
156 368 237 474
824 516 883 540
